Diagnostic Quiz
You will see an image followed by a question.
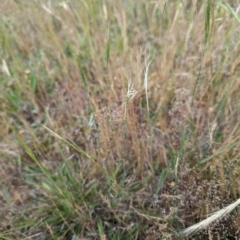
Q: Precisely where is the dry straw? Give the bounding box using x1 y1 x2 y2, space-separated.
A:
181 198 240 237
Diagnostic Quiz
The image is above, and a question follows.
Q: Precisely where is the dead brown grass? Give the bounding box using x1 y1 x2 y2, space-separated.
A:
1 0 240 239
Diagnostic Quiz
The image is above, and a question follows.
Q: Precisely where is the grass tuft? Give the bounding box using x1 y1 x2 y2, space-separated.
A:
1 0 240 239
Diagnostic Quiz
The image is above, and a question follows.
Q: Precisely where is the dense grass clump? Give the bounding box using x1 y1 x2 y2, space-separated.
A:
1 1 240 239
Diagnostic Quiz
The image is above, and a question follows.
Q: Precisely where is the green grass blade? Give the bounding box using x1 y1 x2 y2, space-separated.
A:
205 0 212 45
43 125 103 172
155 168 168 195
77 57 87 89
12 127 65 197
106 32 111 63
218 2 240 23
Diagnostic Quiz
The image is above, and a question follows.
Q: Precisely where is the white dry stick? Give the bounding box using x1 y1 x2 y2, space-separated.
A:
59 2 69 11
42 125 63 140
174 157 179 177
41 4 64 24
122 67 138 120
2 59 11 77
181 198 240 237
208 119 217 147
124 77 138 119
144 57 154 113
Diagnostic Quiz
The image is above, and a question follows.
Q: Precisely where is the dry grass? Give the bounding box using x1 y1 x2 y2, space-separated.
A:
1 0 240 239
